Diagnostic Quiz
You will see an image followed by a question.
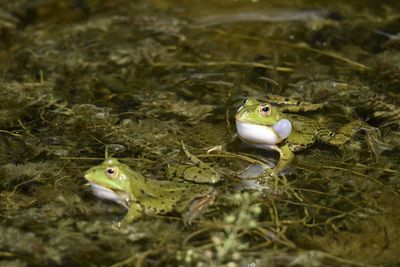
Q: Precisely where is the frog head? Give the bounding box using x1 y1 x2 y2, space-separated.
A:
235 97 292 145
84 158 133 209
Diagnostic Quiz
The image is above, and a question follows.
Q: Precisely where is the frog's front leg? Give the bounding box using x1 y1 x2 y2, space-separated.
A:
122 202 144 224
110 203 143 230
270 143 294 175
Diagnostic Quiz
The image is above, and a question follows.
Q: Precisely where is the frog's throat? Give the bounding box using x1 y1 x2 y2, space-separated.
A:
89 183 131 209
236 119 292 145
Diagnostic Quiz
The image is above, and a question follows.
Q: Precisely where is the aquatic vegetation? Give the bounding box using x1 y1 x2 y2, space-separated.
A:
0 80 55 127
176 192 265 266
1 0 400 266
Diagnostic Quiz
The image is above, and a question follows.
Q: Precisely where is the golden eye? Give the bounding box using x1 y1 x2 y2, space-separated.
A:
105 166 118 179
259 104 271 115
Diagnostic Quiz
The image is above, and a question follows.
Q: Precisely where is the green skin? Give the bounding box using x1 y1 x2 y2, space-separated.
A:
167 142 221 184
84 158 215 224
235 97 361 174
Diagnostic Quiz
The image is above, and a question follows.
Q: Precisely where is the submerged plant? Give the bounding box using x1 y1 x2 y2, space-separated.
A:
0 1 400 266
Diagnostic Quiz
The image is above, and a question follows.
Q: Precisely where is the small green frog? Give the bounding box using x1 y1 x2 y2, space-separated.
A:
84 157 215 225
167 142 221 184
235 97 362 174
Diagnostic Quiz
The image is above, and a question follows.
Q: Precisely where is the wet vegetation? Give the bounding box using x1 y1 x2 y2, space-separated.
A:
1 0 400 266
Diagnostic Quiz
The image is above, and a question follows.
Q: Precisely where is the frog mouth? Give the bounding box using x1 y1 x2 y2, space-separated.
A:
236 119 292 145
88 183 131 209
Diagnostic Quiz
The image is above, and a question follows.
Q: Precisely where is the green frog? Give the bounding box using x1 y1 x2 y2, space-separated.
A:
235 97 362 175
84 157 215 225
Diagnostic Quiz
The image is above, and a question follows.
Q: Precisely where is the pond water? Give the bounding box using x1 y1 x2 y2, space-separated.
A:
1 0 400 266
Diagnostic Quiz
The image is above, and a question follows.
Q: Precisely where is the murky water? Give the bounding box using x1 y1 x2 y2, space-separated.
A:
0 0 399 266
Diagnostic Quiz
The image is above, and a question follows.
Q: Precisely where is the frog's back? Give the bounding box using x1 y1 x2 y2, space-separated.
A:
138 178 213 213
285 114 319 151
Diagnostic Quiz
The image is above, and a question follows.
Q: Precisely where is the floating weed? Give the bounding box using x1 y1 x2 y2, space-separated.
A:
0 1 400 266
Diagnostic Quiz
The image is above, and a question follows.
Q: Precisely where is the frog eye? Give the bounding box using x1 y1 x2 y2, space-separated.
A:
259 104 271 115
105 166 119 179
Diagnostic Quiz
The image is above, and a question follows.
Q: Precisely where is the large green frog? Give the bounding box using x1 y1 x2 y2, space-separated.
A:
84 157 215 225
235 97 362 175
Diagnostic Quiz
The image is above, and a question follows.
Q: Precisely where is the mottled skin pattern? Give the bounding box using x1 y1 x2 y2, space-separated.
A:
236 97 362 174
167 142 221 184
84 158 215 224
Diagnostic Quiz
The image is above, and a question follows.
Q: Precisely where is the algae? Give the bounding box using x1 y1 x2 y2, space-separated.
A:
0 0 400 266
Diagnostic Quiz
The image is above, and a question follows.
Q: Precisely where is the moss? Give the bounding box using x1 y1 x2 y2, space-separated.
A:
0 0 399 266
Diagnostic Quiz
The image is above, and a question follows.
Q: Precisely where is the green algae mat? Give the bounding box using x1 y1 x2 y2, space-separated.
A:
1 1 400 266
